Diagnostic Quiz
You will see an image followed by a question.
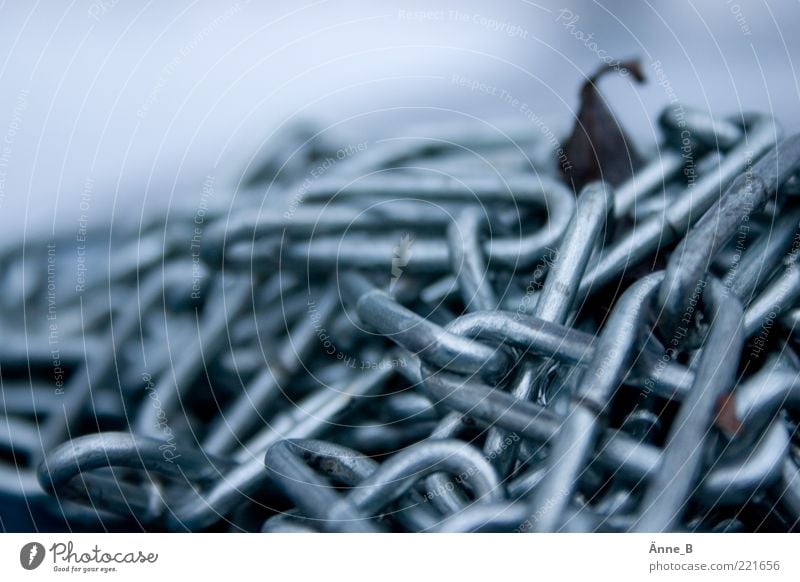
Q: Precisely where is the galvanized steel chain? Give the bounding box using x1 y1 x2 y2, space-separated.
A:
3 105 800 532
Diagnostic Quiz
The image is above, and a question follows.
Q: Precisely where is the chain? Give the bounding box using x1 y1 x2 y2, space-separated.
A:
3 105 800 532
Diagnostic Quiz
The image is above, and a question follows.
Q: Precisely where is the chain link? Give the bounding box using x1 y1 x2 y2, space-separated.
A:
2 105 800 532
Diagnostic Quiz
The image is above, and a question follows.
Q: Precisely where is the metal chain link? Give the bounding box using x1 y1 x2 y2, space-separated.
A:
3 105 800 532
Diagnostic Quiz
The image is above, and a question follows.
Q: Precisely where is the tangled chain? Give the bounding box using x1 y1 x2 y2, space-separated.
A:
3 105 800 532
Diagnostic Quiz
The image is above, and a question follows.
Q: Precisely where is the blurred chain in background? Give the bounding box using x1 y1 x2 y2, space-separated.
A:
2 100 800 532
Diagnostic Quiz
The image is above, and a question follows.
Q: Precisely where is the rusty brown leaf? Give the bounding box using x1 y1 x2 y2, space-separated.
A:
561 60 645 192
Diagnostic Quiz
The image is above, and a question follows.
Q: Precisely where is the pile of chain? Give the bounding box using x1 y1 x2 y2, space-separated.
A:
3 103 800 533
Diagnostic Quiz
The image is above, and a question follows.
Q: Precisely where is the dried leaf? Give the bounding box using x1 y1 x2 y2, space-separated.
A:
562 60 645 192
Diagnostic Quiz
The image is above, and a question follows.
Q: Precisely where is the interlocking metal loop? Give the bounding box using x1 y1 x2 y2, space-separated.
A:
1 102 797 533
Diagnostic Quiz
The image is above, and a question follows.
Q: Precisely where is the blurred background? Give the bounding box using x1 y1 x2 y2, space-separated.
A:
0 0 797 244
1 0 799 534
